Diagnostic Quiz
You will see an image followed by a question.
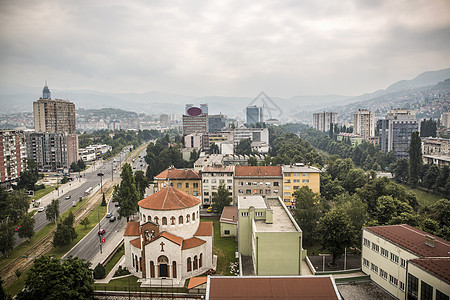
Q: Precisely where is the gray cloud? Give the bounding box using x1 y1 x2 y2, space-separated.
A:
0 0 449 97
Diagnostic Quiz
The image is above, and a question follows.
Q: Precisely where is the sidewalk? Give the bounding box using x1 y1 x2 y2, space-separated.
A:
90 224 126 267
95 255 126 284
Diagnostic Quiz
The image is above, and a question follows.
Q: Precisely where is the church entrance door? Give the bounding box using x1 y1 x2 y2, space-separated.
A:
159 264 168 278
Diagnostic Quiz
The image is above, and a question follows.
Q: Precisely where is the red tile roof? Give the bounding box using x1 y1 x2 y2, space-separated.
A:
188 277 207 290
182 237 206 250
130 238 141 248
155 167 201 180
365 224 450 258
234 166 282 177
159 231 183 246
124 222 140 236
220 206 238 224
195 221 213 236
138 186 200 210
410 257 450 283
207 276 340 299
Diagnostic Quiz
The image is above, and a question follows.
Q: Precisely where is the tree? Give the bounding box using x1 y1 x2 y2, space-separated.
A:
392 159 409 183
317 208 354 266
247 156 258 166
53 212 77 248
77 159 86 170
134 170 149 199
374 195 414 225
113 163 140 221
423 164 440 191
16 256 93 300
0 221 14 257
80 218 90 229
235 138 253 155
0 277 12 300
18 214 35 242
342 168 366 194
101 193 107 206
208 143 219 154
93 263 106 279
292 187 320 244
408 132 422 186
70 161 81 172
212 184 232 214
336 194 368 246
46 199 59 224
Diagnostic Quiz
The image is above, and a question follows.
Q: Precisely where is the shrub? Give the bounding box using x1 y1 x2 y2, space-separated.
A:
93 263 106 279
113 266 130 277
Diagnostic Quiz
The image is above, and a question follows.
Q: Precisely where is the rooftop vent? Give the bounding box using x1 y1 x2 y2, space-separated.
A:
425 235 435 247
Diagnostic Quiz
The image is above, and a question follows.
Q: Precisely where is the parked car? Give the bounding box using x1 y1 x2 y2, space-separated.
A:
109 216 116 222
65 195 71 200
106 213 112 218
38 207 45 212
98 229 106 235
207 206 213 213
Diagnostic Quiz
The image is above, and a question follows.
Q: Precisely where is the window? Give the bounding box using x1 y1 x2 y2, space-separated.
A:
187 258 192 272
293 173 300 176
400 281 405 292
371 263 378 274
274 189 279 194
204 191 209 196
177 183 182 188
284 173 291 177
381 248 388 258
389 275 398 286
255 212 263 217
171 216 175 225
246 189 251 194
193 183 199 188
284 186 291 190
219 179 225 184
284 179 291 183
419 281 433 300
363 258 369 267
192 213 195 221
227 179 232 183
372 243 379 252
401 258 406 268
284 192 291 197
162 217 167 225
241 212 249 217
154 217 159 224
212 179 217 183
265 182 271 186
390 253 399 264
407 274 419 300
186 214 190 223
199 253 203 268
293 186 300 189
380 269 387 280
265 189 271 194
224 230 230 235
185 183 189 188
363 238 370 247
193 256 198 270
273 182 279 186
302 173 309 177
293 179 300 183
238 189 243 194
212 186 217 190
436 289 449 300
238 182 243 186
179 216 183 224
253 182 258 186
302 179 309 183
143 214 146 221
203 179 209 183
193 191 198 196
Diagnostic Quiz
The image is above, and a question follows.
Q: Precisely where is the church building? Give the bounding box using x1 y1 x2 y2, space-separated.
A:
124 186 214 285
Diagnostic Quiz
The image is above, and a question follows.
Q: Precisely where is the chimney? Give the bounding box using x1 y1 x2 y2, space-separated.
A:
425 235 435 247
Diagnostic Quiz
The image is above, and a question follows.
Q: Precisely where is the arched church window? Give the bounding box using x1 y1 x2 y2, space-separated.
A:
179 216 183 224
142 214 145 221
193 255 198 270
186 214 190 223
171 216 176 225
172 261 177 278
162 217 167 225
192 212 195 221
154 216 159 224
199 253 203 268
148 215 151 222
187 257 192 271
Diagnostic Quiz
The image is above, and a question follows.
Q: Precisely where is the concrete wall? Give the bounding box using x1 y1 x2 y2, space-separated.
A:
408 262 450 299
220 222 237 237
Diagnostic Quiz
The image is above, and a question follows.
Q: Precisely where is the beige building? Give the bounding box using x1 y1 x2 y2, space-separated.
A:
361 224 449 300
441 112 450 129
194 154 224 172
233 166 282 204
422 137 449 156
0 130 27 182
281 164 321 208
237 195 303 276
201 165 233 208
33 84 76 134
219 206 237 237
353 109 375 139
313 112 337 132
154 167 202 198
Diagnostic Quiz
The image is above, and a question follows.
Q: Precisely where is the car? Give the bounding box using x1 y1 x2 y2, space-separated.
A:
98 229 106 235
115 202 120 207
65 195 71 200
106 213 112 218
38 207 45 212
207 206 213 213
109 216 116 222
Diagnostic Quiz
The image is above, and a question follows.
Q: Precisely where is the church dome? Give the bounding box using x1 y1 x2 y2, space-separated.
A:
138 186 200 210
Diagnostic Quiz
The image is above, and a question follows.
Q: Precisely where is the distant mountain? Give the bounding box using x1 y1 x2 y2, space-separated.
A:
386 68 450 92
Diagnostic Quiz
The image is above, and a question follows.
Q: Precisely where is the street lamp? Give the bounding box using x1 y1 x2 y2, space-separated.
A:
97 172 104 193
91 209 102 254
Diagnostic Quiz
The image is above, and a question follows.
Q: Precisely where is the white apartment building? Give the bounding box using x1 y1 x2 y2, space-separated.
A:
353 109 375 139
233 128 269 153
362 224 449 300
200 165 234 208
312 112 337 132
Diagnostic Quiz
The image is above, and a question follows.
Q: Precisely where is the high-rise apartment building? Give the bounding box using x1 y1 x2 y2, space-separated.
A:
246 105 263 125
441 112 450 129
312 112 337 132
353 109 375 139
379 109 418 159
159 114 169 127
208 114 227 133
33 84 76 134
0 130 27 182
182 104 208 135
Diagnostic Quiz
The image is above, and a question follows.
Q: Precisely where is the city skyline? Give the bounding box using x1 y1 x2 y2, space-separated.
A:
0 0 449 98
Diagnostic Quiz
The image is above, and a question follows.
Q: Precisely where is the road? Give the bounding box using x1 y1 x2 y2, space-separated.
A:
13 149 130 247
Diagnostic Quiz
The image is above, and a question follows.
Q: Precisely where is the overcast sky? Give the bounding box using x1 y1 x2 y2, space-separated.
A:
0 0 449 98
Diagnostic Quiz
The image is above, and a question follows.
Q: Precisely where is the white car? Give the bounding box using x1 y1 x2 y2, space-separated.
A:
38 207 45 212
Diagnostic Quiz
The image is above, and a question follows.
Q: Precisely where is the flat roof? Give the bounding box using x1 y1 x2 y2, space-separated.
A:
206 276 341 300
238 195 267 210
282 165 321 173
254 198 297 233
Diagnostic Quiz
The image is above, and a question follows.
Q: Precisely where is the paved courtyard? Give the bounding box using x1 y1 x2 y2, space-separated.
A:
308 254 361 272
338 281 394 300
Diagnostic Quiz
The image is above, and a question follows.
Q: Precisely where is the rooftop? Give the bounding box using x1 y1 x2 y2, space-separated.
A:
235 166 282 177
410 257 450 283
238 195 267 210
195 221 213 236
254 198 298 233
220 206 238 224
124 222 140 236
155 167 201 180
188 277 207 290
206 276 341 300
202 165 234 173
282 164 321 173
159 231 183 246
138 186 200 210
182 237 206 250
365 224 450 258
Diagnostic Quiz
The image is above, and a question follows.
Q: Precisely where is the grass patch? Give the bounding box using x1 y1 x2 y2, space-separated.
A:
400 184 442 207
94 275 188 293
104 245 124 276
6 268 30 296
201 218 237 276
31 185 56 201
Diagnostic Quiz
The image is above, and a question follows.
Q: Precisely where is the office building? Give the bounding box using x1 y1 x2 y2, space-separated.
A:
182 104 208 135
33 84 76 134
281 164 321 208
361 224 449 300
379 109 418 159
312 112 337 132
208 115 227 133
353 109 375 139
0 130 27 183
233 127 269 153
246 105 263 125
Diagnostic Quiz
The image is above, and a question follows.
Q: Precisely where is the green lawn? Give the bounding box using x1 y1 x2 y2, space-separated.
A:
104 245 124 276
201 218 237 276
31 185 56 201
400 184 442 207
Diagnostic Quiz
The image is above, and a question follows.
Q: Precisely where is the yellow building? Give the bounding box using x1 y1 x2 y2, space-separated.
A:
281 164 321 208
154 167 202 197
